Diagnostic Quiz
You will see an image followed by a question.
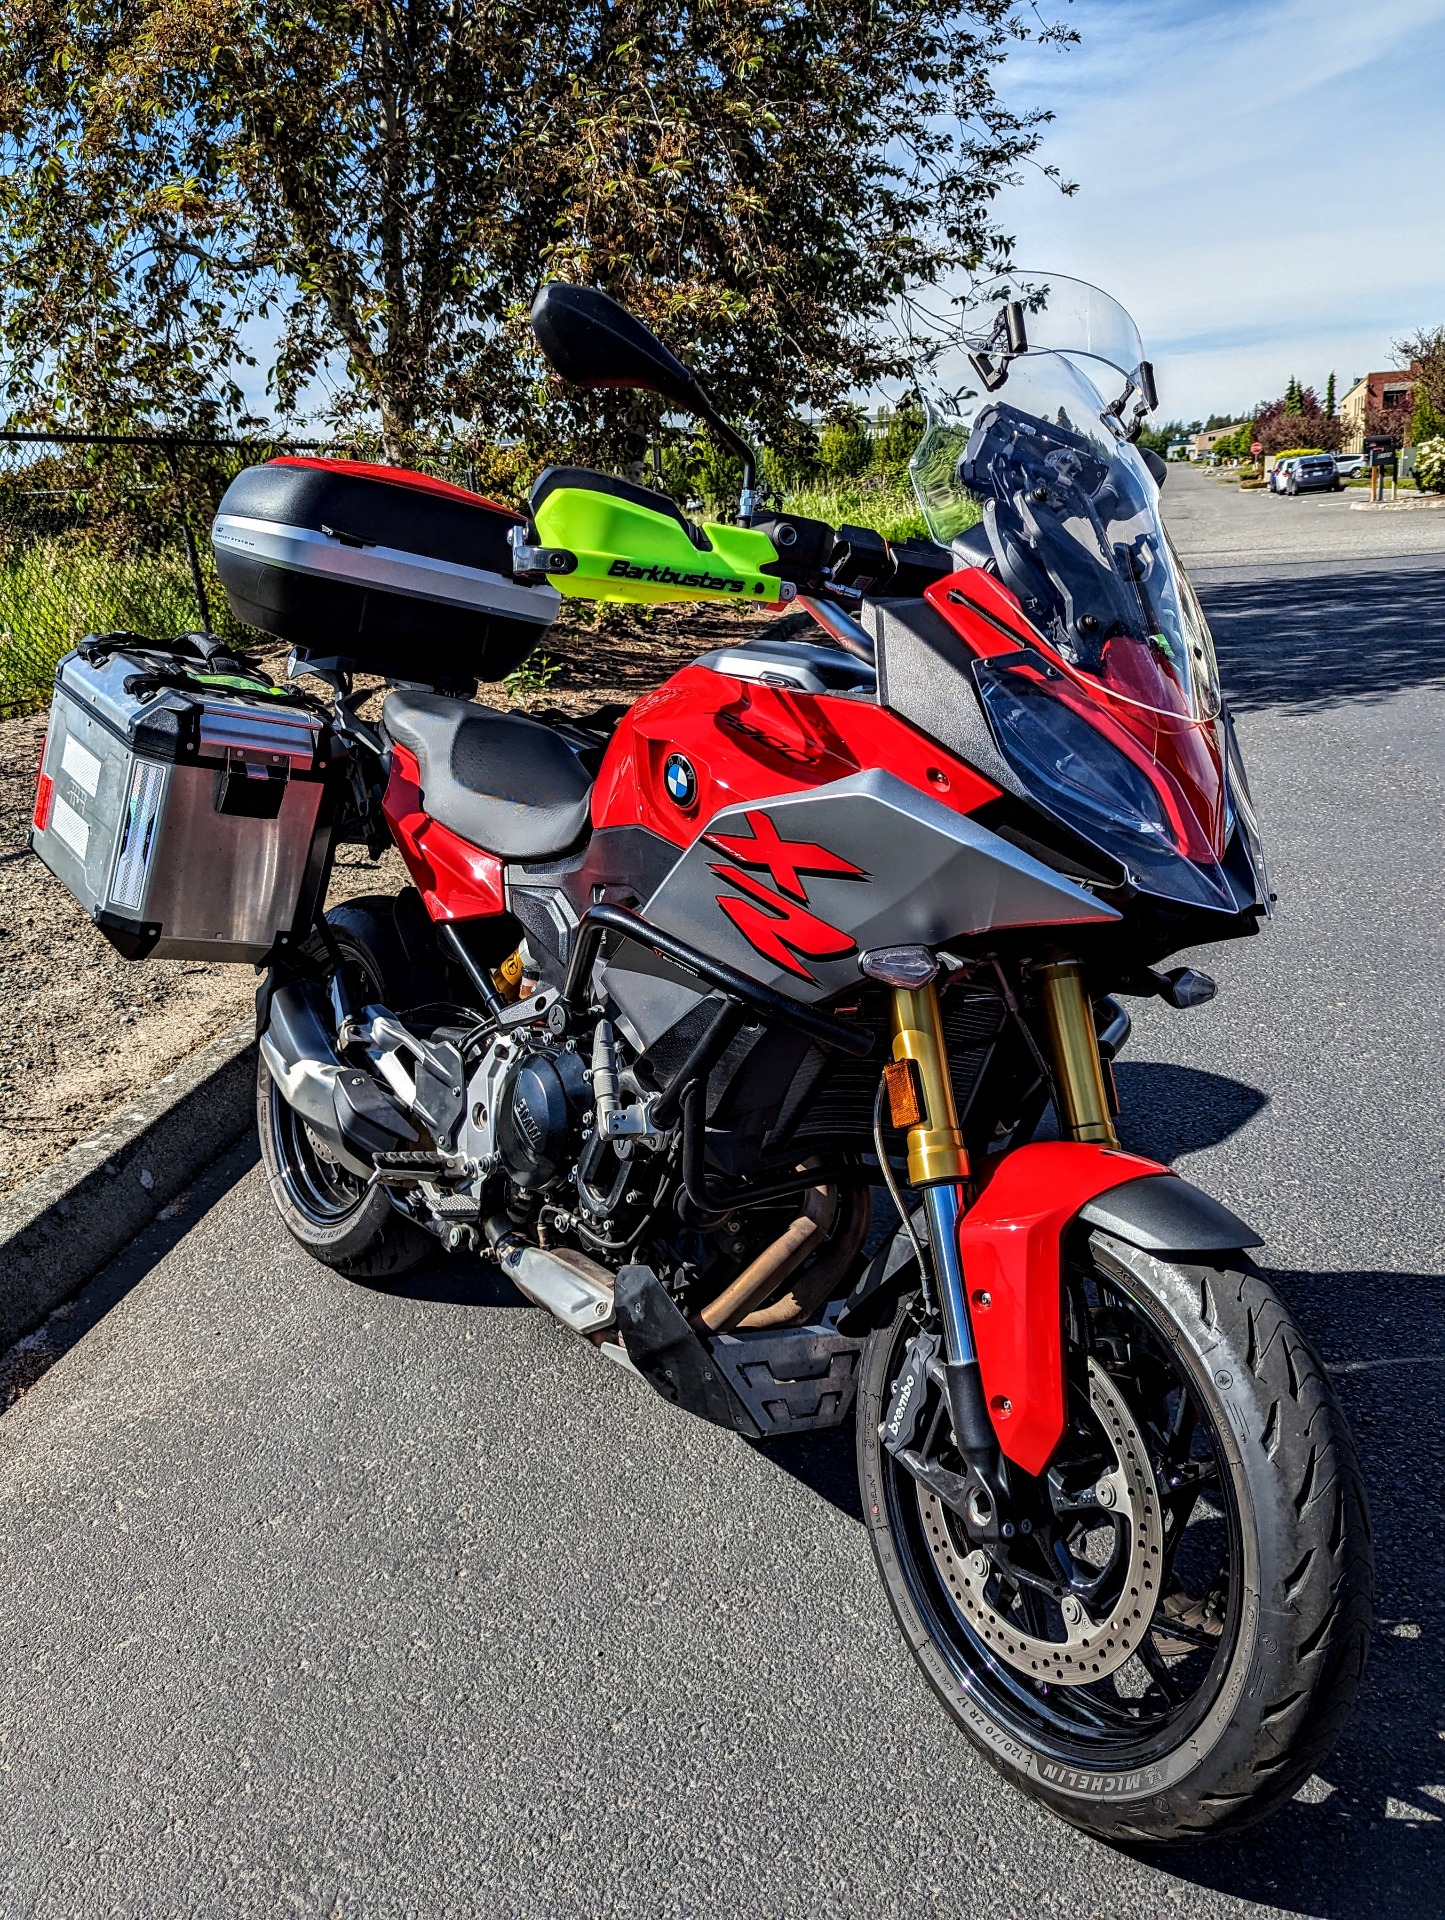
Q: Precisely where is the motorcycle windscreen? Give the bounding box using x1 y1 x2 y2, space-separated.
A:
911 327 1223 729
966 270 1149 389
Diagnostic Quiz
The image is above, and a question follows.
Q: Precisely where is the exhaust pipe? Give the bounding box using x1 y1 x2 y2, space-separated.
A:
485 1216 616 1333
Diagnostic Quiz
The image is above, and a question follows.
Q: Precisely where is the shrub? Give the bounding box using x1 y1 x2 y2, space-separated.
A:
874 401 925 478
817 409 873 480
1414 436 1445 493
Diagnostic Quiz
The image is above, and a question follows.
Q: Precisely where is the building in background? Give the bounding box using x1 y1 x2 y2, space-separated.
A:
1339 370 1416 452
1191 423 1249 461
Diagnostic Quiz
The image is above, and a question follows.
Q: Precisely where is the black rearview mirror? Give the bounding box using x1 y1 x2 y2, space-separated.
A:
528 282 760 525
529 284 701 413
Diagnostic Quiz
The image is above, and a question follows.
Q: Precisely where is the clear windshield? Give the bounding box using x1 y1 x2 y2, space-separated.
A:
910 272 1222 723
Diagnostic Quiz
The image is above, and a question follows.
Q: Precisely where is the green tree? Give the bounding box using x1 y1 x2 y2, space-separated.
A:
1137 417 1199 457
0 0 1074 462
1206 422 1253 462
1398 326 1445 446
1324 371 1336 416
1284 376 1302 415
875 399 926 476
817 407 873 480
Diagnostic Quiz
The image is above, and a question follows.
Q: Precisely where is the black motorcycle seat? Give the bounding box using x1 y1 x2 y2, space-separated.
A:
381 691 593 859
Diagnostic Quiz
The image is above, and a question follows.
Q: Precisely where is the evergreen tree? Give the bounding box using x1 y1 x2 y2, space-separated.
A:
1325 372 1336 417
1284 377 1302 415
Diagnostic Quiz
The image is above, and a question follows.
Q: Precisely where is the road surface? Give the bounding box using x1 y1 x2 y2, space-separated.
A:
2 467 1443 1917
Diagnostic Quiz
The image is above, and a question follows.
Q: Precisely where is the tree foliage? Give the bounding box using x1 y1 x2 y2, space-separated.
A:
1399 325 1445 445
1136 417 1199 457
1254 386 1341 457
0 0 1073 460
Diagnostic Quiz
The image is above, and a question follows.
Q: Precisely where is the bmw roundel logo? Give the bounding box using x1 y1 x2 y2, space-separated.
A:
664 753 697 808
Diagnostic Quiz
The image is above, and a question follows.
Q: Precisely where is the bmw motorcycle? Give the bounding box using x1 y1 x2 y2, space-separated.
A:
37 273 1370 1842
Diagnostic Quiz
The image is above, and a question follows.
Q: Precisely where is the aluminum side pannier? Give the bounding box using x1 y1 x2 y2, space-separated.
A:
32 635 331 963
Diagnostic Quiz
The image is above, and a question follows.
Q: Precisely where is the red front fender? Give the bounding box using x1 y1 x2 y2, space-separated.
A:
958 1143 1169 1476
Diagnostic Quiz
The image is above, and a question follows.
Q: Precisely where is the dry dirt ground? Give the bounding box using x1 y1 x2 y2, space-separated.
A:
0 604 750 1200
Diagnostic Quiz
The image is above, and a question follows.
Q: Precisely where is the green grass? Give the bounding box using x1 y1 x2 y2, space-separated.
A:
778 475 933 543
0 474 953 719
0 540 216 717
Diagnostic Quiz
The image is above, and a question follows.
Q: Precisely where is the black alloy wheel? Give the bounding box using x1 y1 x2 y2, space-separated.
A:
857 1229 1372 1843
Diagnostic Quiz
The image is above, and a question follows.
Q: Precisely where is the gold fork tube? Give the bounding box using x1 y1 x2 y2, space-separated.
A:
890 984 970 1186
1036 960 1118 1146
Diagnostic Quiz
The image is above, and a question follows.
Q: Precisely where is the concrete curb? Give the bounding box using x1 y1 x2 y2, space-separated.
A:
0 1022 256 1355
1349 495 1445 512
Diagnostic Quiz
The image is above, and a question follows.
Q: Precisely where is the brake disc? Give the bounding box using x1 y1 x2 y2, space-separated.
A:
918 1358 1165 1684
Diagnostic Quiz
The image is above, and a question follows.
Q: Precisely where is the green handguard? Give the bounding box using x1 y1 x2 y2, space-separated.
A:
530 477 793 608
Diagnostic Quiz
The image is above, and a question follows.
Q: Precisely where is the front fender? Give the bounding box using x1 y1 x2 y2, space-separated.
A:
961 1145 1264 1475
839 1144 1264 1478
959 1144 1166 1475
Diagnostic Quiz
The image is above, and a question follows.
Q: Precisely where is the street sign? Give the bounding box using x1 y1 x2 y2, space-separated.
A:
1250 441 1262 456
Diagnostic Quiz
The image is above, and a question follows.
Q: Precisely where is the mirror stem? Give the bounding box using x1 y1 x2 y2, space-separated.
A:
695 397 758 525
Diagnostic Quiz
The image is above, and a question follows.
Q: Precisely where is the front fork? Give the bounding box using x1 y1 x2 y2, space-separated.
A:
888 962 1115 1479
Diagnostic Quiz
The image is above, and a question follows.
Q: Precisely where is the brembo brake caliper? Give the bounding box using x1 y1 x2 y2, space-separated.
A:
881 1330 1010 1545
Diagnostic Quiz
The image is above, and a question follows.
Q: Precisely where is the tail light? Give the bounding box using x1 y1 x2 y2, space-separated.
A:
32 734 53 832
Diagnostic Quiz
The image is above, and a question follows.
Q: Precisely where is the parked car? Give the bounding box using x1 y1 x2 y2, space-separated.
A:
1283 453 1341 495
1268 457 1299 494
1334 452 1365 479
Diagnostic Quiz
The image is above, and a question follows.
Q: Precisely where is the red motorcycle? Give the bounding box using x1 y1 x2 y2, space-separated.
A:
33 274 1371 1842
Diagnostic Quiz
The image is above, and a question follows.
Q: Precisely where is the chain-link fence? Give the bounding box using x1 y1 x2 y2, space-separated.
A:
0 433 486 719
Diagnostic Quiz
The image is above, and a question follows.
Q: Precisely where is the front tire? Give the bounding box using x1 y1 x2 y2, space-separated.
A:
857 1232 1372 1844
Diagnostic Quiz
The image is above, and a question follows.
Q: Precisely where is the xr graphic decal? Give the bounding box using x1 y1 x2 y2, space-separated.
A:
703 809 867 981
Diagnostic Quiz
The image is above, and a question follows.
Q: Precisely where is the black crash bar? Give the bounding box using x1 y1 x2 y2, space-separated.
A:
561 903 873 1060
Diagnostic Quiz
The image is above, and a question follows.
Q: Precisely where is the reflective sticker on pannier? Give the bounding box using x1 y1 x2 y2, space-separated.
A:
60 734 102 797
110 760 168 910
50 794 90 860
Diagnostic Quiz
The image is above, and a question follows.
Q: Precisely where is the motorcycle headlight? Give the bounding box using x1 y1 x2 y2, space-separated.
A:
973 655 1233 912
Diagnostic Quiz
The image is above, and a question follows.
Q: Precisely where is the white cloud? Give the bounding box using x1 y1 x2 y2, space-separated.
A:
988 0 1445 418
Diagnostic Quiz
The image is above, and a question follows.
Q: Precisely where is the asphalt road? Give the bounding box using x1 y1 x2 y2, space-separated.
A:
2 470 1443 1918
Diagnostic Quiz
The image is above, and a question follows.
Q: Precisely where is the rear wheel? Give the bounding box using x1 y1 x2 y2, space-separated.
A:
257 898 432 1279
857 1232 1372 1843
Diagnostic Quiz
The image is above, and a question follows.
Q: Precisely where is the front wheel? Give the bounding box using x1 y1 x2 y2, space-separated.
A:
857 1231 1372 1844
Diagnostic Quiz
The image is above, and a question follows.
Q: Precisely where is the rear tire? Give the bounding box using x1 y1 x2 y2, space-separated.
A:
257 898 433 1280
857 1233 1372 1844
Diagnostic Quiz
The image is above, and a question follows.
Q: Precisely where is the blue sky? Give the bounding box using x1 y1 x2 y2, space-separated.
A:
990 0 1445 422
